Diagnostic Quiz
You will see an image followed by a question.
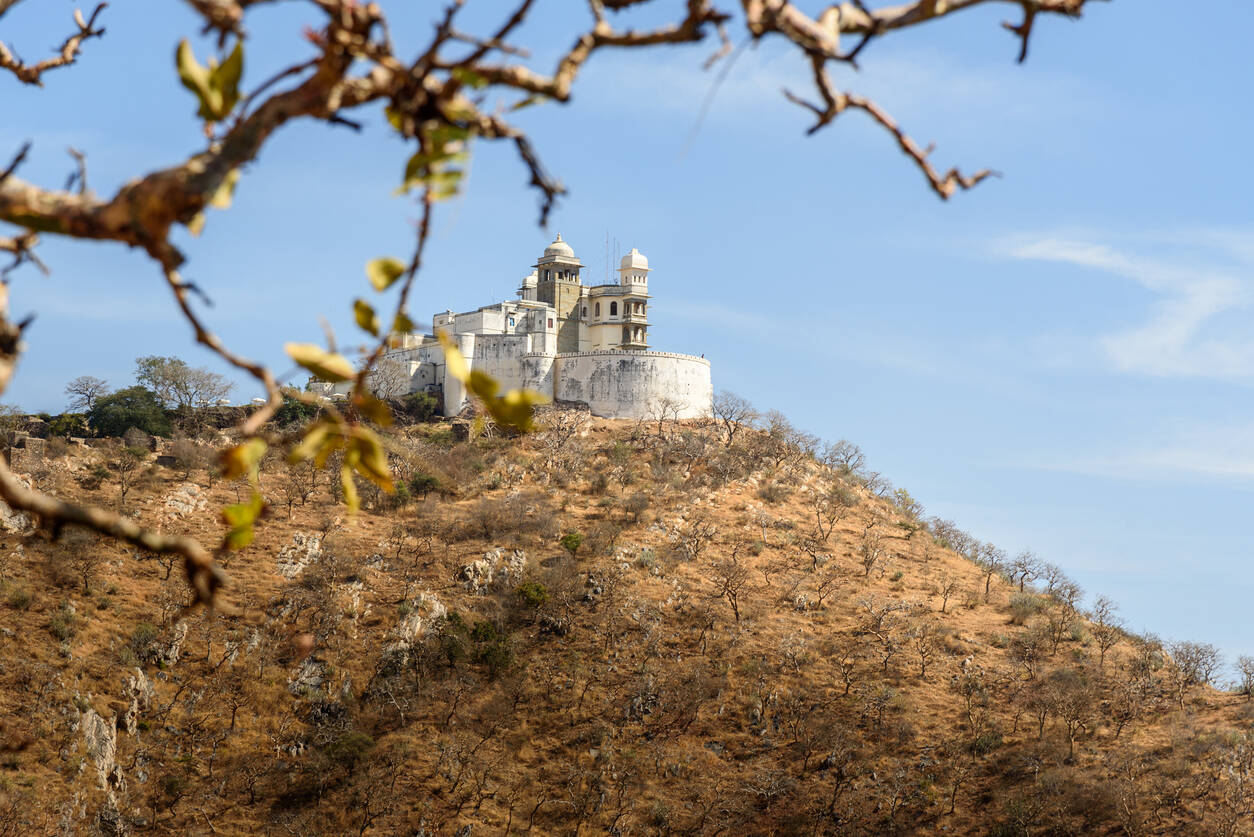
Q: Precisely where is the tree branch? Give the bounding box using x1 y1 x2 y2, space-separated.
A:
0 3 107 86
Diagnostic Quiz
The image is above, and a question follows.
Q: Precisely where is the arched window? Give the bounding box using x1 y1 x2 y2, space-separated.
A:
582 306 588 318
610 301 618 317
595 303 601 317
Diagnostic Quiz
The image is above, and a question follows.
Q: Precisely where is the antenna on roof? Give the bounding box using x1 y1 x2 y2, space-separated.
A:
605 230 609 284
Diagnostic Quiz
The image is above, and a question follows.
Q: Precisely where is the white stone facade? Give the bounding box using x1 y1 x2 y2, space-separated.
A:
312 237 712 420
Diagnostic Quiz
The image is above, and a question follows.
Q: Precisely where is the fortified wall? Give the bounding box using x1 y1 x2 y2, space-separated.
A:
554 351 711 420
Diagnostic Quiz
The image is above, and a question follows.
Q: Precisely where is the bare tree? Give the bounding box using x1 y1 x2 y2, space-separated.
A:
859 527 887 578
674 516 718 563
908 619 939 679
647 396 683 438
710 555 752 623
811 482 858 543
1237 656 1254 702
367 357 411 401
820 439 865 477
135 355 234 409
63 374 109 412
1008 550 1042 592
936 575 961 614
1089 596 1122 669
975 543 1007 600
1167 640 1223 709
712 390 758 449
138 549 180 582
1044 577 1083 655
110 446 147 509
276 459 319 518
1048 668 1096 761
534 407 591 475
66 533 103 594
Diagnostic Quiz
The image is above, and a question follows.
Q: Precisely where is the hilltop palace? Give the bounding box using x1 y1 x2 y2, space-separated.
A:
314 236 712 419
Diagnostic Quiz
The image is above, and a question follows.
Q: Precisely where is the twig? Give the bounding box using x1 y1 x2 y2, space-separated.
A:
65 147 88 195
0 143 30 186
0 3 107 86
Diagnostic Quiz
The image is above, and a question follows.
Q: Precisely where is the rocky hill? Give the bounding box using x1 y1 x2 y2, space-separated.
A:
0 410 1251 835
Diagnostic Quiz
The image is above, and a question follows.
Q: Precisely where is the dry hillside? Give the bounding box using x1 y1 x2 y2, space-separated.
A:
0 408 1251 836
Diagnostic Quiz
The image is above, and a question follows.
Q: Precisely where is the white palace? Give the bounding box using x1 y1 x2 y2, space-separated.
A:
318 236 712 419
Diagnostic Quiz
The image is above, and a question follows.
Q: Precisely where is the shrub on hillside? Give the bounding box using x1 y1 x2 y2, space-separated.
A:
408 472 442 498
47 413 88 438
273 392 321 428
560 531 583 557
397 392 439 423
516 581 549 609
167 438 208 479
1009 593 1047 625
87 386 172 438
757 481 791 504
77 463 110 491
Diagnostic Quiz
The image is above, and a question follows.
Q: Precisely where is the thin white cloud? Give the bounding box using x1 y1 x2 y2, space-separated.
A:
1023 422 1254 482
584 42 1105 141
663 299 766 330
1001 232 1254 381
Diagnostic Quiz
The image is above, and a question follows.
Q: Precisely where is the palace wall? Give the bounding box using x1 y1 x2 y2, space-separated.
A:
553 351 712 419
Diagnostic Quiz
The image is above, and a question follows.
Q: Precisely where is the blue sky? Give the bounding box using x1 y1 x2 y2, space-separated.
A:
4 2 1254 664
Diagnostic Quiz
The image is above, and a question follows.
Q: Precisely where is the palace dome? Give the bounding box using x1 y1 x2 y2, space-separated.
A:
620 248 649 270
544 234 575 258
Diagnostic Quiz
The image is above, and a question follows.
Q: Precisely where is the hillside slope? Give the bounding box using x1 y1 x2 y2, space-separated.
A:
0 411 1251 836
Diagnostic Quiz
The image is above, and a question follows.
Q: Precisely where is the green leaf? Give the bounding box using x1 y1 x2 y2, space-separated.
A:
289 419 334 463
207 168 240 210
366 257 406 292
398 148 468 195
341 454 360 514
353 392 393 427
176 39 243 122
186 212 206 236
466 369 500 401
392 312 415 334
451 67 488 89
384 106 404 132
221 491 265 550
486 387 549 433
437 330 468 382
426 168 464 201
210 40 244 115
509 94 550 112
220 438 267 482
285 342 356 382
353 298 379 336
176 39 219 120
351 427 394 491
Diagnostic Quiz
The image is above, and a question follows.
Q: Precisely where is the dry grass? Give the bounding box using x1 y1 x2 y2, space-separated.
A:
0 417 1248 835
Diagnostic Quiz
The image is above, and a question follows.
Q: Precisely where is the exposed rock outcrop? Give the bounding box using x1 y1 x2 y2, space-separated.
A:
161 483 206 518
457 548 526 594
276 532 323 579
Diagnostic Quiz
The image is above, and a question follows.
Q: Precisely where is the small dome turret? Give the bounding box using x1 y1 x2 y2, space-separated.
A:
620 248 649 271
517 268 539 300
544 233 575 259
